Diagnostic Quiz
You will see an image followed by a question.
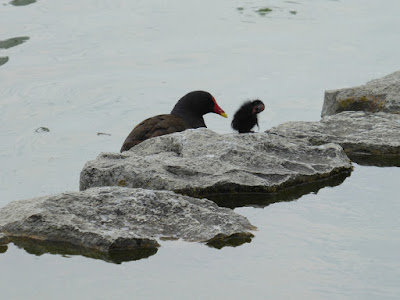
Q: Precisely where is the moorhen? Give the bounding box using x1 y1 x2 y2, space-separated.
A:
120 91 227 152
231 99 265 133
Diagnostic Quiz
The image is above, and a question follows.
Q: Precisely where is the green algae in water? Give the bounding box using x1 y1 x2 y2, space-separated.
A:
35 127 50 133
237 7 244 11
0 36 29 49
289 10 297 15
0 57 9 67
256 7 273 16
10 0 37 6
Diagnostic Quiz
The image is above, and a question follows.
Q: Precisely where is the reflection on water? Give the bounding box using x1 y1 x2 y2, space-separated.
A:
0 36 29 49
0 57 9 67
206 232 254 249
9 0 37 6
6 237 158 264
348 154 400 167
0 231 255 262
205 171 352 208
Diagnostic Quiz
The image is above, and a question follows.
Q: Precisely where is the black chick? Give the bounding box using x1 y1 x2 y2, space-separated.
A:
231 100 265 133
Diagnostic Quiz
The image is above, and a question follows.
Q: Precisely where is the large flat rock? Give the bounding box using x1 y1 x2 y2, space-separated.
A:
80 129 352 197
269 111 400 165
322 70 400 116
0 187 255 262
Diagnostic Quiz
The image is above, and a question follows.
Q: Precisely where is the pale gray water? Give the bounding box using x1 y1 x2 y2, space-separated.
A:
1 0 400 299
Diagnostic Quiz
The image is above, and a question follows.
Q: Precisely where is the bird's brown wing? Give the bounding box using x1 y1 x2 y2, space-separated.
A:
120 114 191 152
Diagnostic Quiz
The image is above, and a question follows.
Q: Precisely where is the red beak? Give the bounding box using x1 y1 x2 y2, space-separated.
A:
212 97 228 118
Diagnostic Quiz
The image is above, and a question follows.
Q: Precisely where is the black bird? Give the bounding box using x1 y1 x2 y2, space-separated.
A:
120 91 227 152
231 100 265 133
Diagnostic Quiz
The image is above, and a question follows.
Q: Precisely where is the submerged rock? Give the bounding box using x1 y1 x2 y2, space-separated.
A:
0 187 255 262
322 70 400 116
269 111 400 166
0 233 7 244
80 129 352 197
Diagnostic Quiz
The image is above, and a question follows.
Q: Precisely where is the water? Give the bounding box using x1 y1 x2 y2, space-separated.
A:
1 0 400 299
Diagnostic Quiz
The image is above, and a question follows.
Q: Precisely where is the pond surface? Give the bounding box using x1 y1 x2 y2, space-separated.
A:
1 0 400 299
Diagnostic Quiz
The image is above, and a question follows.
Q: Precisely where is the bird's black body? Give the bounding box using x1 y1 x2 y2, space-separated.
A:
120 91 227 152
231 100 265 133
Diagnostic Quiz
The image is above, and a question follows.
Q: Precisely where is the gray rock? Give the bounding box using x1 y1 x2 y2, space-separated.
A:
0 187 255 258
322 70 400 116
269 111 400 165
80 128 352 196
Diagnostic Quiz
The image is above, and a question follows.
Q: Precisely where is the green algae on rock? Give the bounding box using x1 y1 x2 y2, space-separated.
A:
323 70 400 116
337 95 386 113
269 111 400 166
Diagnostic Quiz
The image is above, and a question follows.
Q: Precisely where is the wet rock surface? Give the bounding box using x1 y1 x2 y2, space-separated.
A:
269 111 400 166
0 233 7 244
322 70 400 116
80 129 352 196
0 187 255 262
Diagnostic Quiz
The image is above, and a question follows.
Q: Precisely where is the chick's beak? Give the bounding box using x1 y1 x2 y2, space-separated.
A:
253 103 265 114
